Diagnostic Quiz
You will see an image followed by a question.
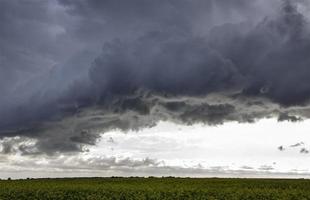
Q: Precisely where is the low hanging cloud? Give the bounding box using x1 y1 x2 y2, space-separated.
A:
278 113 302 122
1 0 310 155
1 152 305 178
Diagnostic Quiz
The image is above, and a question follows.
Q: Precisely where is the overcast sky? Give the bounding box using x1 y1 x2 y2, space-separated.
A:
1 0 310 179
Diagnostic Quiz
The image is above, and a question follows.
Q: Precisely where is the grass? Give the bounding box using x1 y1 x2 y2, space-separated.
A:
1 177 310 199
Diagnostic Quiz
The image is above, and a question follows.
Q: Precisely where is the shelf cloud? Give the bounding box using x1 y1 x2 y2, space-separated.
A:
1 0 310 155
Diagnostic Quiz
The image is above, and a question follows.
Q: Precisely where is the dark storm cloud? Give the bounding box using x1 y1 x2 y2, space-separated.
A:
85 0 310 106
1 0 310 155
58 0 274 40
278 113 302 122
0 0 49 95
0 0 81 98
210 2 310 105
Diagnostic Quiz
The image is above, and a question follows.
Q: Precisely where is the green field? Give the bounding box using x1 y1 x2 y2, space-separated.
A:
1 177 310 200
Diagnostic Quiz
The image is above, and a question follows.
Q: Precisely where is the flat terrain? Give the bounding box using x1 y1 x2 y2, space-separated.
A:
1 177 310 200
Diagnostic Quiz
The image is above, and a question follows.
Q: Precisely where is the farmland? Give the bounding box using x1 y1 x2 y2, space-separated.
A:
1 177 310 200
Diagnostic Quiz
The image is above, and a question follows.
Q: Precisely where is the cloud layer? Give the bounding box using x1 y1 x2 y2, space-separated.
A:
1 0 310 155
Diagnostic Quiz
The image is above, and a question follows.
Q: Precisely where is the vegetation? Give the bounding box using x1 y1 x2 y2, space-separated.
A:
1 177 310 200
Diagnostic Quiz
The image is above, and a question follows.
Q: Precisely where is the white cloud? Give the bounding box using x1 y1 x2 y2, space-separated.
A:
1 118 310 179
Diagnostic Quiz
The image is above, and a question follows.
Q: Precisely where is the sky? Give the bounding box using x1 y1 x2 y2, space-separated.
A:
1 0 310 179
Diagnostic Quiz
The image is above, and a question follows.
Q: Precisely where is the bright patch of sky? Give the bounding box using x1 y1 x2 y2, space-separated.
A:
91 118 310 175
2 118 310 179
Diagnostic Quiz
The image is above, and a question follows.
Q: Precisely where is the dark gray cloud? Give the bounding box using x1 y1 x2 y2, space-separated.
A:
0 0 80 97
300 148 309 154
58 0 275 41
0 137 39 155
1 0 310 155
278 113 302 122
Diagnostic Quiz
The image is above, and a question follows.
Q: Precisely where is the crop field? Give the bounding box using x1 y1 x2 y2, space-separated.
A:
1 177 310 200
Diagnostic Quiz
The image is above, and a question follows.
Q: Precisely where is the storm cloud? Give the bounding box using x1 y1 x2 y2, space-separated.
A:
1 0 310 155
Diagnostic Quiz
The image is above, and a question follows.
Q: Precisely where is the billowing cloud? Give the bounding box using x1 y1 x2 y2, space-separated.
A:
1 0 310 155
